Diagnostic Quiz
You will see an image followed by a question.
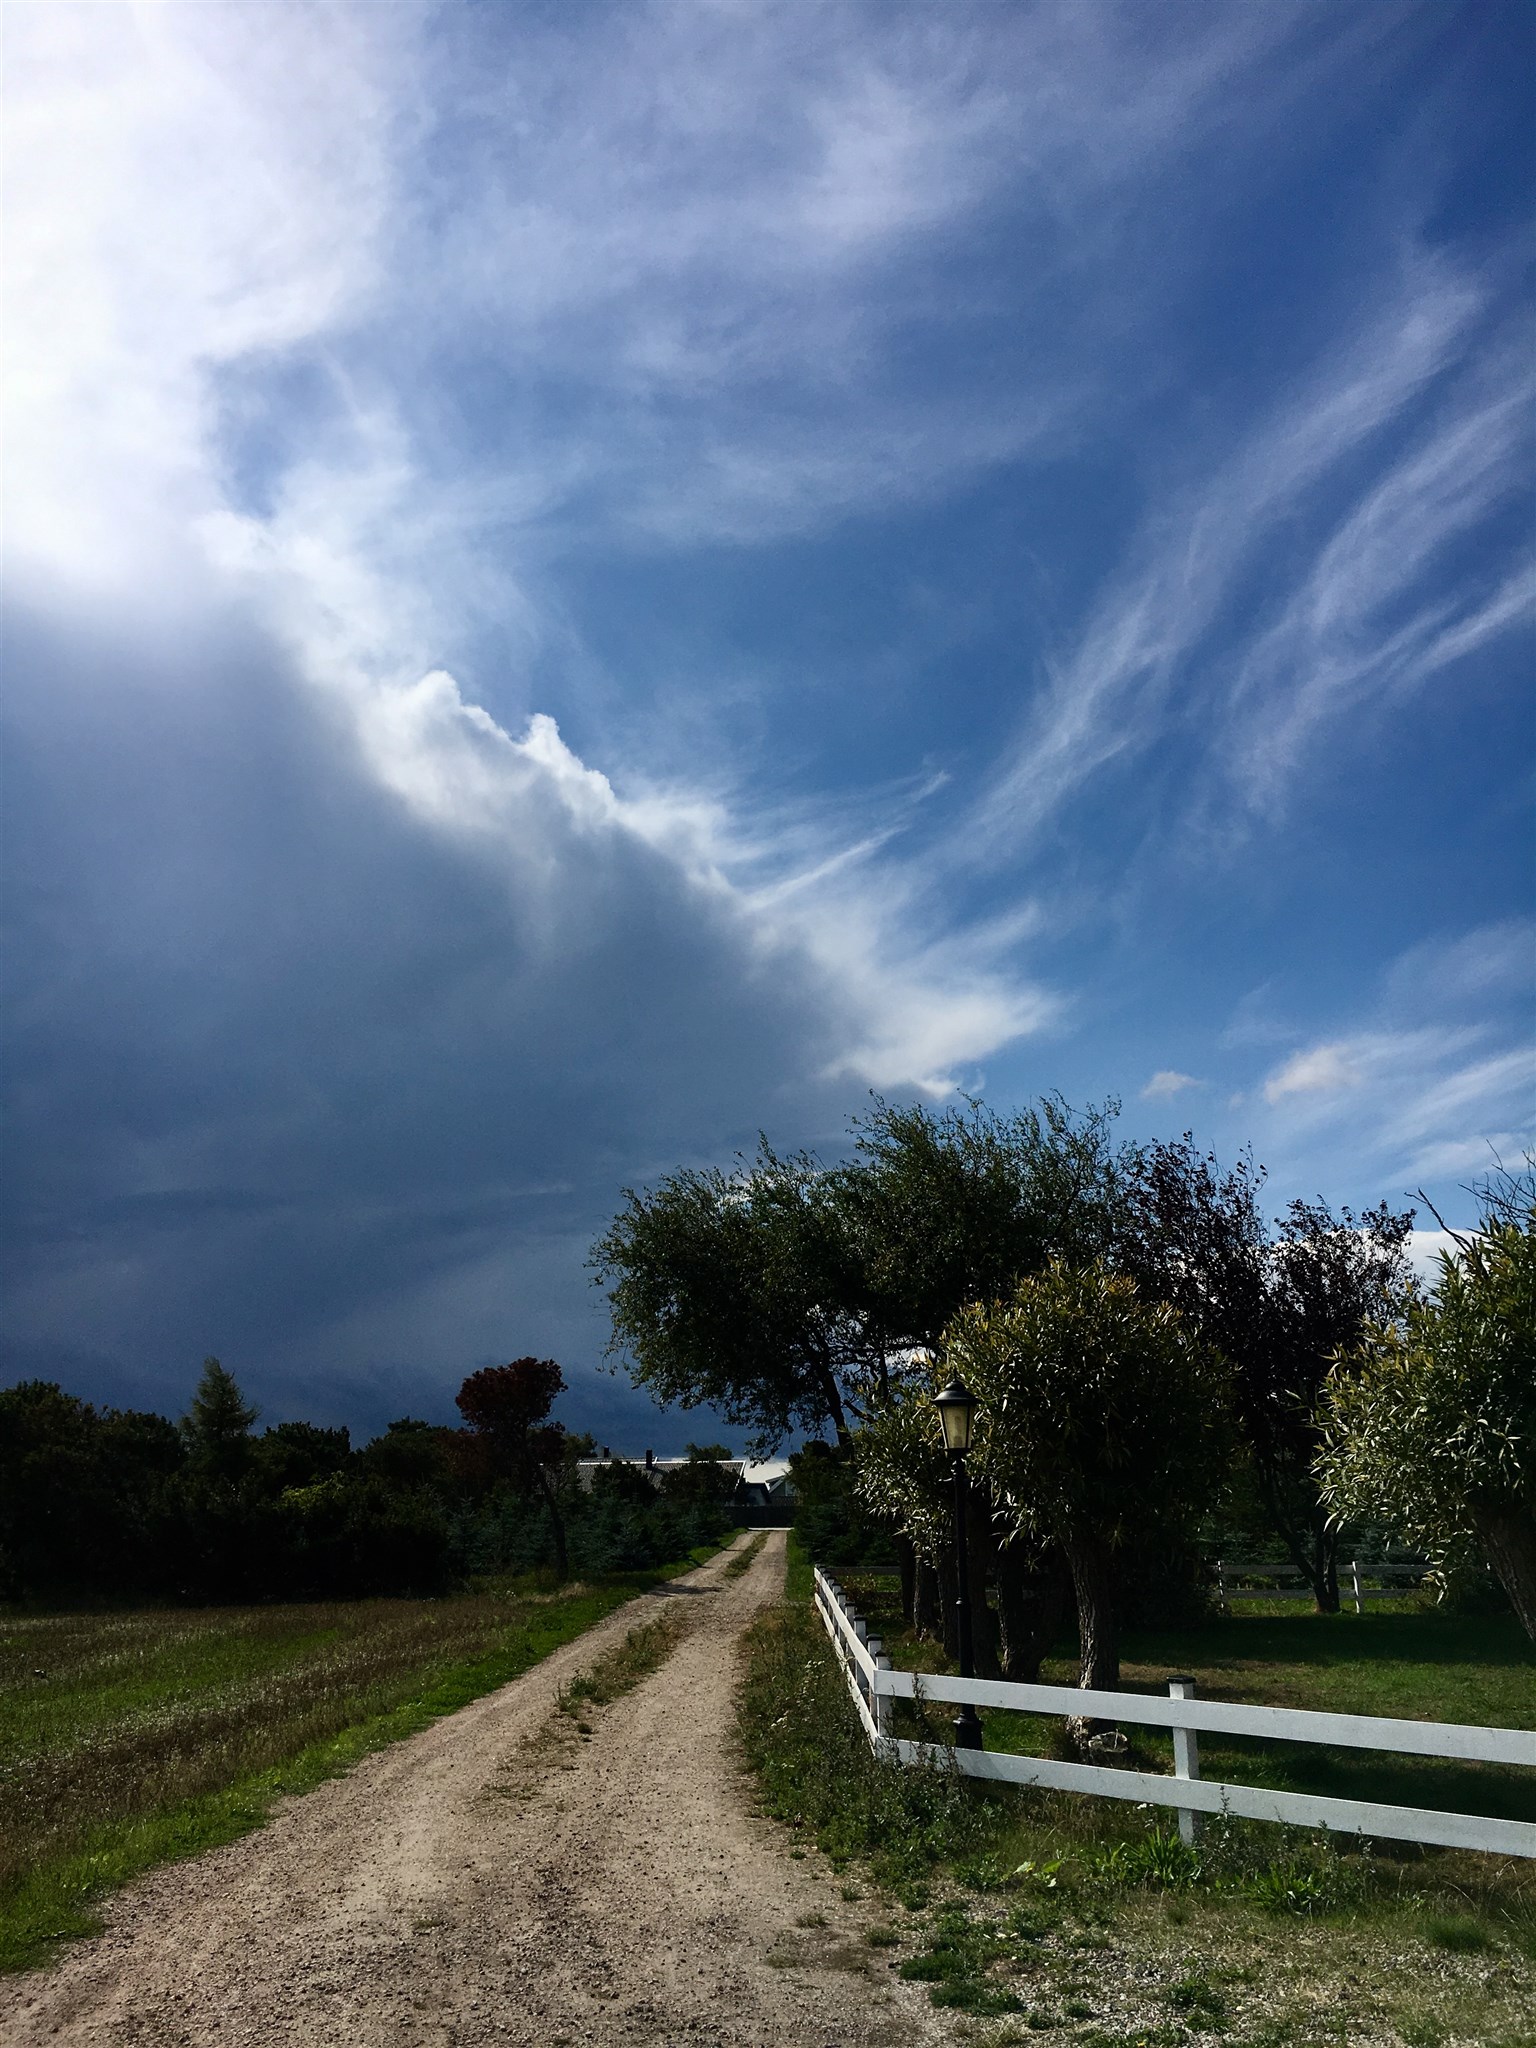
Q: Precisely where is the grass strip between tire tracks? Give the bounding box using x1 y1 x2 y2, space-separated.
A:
724 1532 770 1580
1 1531 744 1975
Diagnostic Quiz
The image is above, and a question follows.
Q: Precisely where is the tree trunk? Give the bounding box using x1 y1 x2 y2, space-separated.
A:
1472 1504 1536 1642
536 1467 569 1580
1254 1458 1335 1611
1063 1531 1119 1745
935 1553 959 1660
914 1556 942 1637
895 1532 916 1627
994 1546 1070 1684
964 1491 1000 1680
1314 1516 1340 1615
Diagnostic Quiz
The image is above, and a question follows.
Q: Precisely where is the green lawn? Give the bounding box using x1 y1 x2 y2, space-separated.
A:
0 1532 739 1973
838 1572 1535 1836
741 1542 1536 2047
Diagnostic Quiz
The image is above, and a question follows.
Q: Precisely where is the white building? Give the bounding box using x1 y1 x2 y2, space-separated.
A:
574 1451 795 1515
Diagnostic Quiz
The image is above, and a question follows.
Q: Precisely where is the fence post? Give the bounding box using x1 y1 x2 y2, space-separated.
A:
867 1636 892 1740
1351 1560 1363 1615
1168 1676 1201 1847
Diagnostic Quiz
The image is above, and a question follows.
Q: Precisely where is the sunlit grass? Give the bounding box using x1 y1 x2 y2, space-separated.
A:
838 1571 1536 1835
741 1542 1536 2044
0 1528 743 1973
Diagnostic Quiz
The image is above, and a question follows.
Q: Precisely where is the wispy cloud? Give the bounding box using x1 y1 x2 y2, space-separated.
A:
969 248 1528 855
1246 950 1532 1202
1142 1069 1201 1100
1263 1044 1362 1103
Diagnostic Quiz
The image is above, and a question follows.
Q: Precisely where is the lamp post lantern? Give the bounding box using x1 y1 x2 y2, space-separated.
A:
933 1377 984 1751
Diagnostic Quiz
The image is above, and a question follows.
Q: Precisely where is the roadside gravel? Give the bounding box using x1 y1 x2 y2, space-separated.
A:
0 1531 946 2047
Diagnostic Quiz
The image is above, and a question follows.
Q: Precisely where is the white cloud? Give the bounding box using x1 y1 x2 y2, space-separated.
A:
1263 1043 1361 1103
1142 1069 1201 1100
5 0 1073 1099
1242 984 1532 1207
1382 919 1536 1015
968 246 1528 855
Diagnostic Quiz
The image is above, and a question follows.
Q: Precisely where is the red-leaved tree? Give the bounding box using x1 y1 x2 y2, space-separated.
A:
456 1358 571 1578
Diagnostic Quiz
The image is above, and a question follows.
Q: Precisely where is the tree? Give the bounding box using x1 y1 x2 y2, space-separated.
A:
252 1421 352 1493
456 1358 573 1578
1261 1198 1414 1610
0 1381 180 1599
591 1097 1130 1453
181 1358 258 1482
949 1259 1233 1728
1318 1203 1535 1639
831 1093 1127 1357
592 1141 868 1449
854 1371 1066 1681
1118 1138 1413 1611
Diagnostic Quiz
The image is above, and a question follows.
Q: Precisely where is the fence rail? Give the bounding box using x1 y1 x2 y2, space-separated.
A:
1215 1558 1430 1611
812 1565 1536 1860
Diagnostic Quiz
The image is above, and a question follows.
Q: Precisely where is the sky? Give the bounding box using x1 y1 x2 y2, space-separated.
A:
3 1 1532 1452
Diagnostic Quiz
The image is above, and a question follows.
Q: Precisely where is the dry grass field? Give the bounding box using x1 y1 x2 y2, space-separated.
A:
0 1538 736 1971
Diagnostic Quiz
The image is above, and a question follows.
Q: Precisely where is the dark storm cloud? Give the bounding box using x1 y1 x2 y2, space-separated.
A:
0 600 863 1436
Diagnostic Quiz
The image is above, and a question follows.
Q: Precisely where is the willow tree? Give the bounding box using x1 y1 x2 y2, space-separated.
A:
1318 1205 1536 1639
856 1370 1070 1682
948 1259 1233 1723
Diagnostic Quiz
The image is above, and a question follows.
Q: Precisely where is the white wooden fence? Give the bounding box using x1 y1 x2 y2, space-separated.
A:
1215 1558 1428 1611
813 1566 1536 1860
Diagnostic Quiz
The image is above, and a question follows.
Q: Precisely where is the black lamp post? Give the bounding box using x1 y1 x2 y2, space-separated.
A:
933 1376 984 1751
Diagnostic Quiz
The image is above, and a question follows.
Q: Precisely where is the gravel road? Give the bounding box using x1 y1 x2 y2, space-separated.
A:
1 1531 946 2047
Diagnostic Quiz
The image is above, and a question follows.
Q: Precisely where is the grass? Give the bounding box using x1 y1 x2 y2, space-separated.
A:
556 1605 695 1719
0 1528 742 1974
736 1536 1536 2047
840 1569 1536 1834
725 1532 771 1579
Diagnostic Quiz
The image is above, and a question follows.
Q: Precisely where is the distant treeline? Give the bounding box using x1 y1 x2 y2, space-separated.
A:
0 1360 736 1606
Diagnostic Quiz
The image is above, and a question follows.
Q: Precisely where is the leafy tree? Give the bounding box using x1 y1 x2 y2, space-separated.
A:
0 1382 181 1598
855 1372 1070 1682
455 1358 573 1578
591 1097 1129 1452
356 1417 456 1489
1261 1197 1414 1609
592 1141 867 1448
1118 1138 1412 1610
660 1443 738 1506
252 1421 352 1493
1318 1205 1535 1638
830 1094 1127 1354
949 1259 1233 1724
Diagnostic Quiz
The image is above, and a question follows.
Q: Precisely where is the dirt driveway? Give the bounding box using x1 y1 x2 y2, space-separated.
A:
1 1531 945 2047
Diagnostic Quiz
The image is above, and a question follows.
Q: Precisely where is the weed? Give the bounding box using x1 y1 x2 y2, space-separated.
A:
1423 1914 1493 1953
1092 1826 1202 1891
794 1912 826 1928
1077 2030 1187 2048
1166 1971 1228 2022
931 1979 1026 2014
865 1925 900 1948
555 1608 691 1719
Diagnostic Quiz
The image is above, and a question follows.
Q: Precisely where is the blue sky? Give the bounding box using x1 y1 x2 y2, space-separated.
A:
3 1 1532 1449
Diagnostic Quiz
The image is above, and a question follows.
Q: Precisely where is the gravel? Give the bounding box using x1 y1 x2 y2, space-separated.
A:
1 1532 947 2047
